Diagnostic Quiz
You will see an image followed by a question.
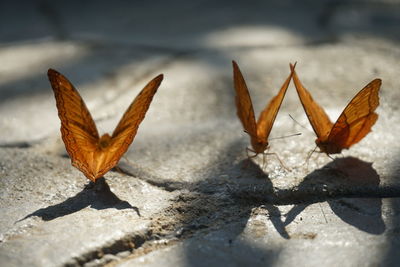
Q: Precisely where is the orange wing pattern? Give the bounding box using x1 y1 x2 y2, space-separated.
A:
233 61 257 141
290 64 333 140
102 75 163 173
233 61 293 154
48 69 163 181
291 65 381 154
257 64 294 143
48 69 100 179
327 79 381 150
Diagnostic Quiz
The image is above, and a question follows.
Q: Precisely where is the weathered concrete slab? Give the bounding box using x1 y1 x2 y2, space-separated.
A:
119 198 400 267
0 147 180 266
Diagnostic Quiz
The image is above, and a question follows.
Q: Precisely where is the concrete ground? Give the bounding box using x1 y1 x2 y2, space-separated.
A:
1 0 400 266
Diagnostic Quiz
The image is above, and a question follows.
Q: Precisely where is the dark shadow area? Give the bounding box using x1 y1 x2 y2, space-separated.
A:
181 141 289 266
327 157 385 234
229 156 390 235
170 139 287 265
381 153 400 265
235 156 387 202
19 177 139 221
381 197 400 265
1 0 398 45
283 157 385 235
183 219 282 266
116 138 287 265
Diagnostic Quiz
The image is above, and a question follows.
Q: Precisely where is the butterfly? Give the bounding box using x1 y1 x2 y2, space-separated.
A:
290 63 381 154
48 69 163 181
233 60 294 155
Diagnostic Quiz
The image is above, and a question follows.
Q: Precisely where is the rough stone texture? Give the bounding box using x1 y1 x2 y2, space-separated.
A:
0 0 399 266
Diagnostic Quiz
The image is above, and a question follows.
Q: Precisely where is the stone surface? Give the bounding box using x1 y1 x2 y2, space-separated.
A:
0 0 399 266
119 199 400 267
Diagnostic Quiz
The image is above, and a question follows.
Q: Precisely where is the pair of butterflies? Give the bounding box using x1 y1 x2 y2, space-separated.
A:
48 63 380 182
233 61 381 157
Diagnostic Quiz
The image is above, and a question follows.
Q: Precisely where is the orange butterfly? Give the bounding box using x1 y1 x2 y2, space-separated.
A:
48 69 163 181
233 60 294 155
290 63 381 154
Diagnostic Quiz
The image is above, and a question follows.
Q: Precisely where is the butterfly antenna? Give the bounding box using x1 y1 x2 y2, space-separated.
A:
122 155 134 166
113 165 125 175
262 152 268 170
289 114 314 134
305 146 318 166
269 133 301 141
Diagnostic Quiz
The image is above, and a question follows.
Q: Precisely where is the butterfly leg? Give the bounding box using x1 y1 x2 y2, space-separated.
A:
264 151 289 171
261 148 271 170
113 165 124 174
325 153 345 170
84 177 107 192
262 152 267 170
244 147 258 168
305 146 318 168
327 153 335 161
246 147 257 158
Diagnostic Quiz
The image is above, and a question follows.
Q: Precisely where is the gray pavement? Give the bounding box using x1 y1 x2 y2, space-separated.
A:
1 0 400 266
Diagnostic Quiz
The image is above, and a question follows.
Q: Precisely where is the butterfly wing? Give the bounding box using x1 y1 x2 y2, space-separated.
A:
101 74 163 169
232 61 258 145
48 69 100 179
291 64 333 140
256 64 294 142
327 79 381 149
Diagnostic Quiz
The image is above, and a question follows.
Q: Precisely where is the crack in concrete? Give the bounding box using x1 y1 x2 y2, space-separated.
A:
64 189 245 266
66 231 150 266
73 169 400 266
232 184 400 205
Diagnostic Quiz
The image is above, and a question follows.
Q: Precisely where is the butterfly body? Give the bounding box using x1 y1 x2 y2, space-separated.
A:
290 64 381 155
99 134 112 149
251 137 268 155
316 139 344 154
48 69 163 181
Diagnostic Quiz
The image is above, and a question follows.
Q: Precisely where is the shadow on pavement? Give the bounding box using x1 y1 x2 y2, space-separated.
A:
233 159 291 240
284 156 385 235
175 139 285 265
381 152 400 265
19 177 139 221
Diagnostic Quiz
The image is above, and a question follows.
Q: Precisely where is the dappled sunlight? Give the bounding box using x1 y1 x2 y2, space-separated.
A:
203 25 303 48
0 40 88 86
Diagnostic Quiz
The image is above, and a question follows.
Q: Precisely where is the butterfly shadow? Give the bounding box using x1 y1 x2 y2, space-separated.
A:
283 156 385 235
228 158 291 240
176 139 287 266
19 177 140 221
116 137 288 265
